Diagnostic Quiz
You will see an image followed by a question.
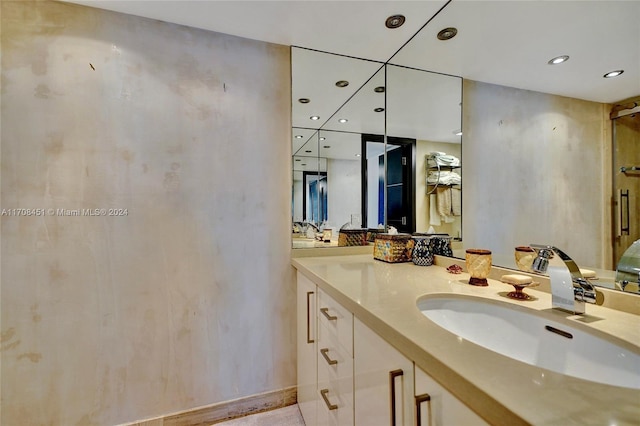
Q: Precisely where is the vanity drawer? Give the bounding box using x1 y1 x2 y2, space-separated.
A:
318 289 353 356
317 369 354 426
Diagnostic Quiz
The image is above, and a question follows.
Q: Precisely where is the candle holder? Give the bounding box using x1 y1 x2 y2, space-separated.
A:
465 249 492 286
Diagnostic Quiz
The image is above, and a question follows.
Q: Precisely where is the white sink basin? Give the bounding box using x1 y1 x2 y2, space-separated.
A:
417 295 640 389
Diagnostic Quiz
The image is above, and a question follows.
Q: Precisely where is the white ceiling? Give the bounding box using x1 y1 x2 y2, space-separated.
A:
64 0 640 164
64 0 640 104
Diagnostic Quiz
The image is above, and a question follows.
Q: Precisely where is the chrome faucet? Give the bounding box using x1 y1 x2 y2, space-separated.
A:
530 244 597 314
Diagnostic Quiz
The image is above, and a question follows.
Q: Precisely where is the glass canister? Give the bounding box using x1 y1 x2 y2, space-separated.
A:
431 236 454 257
465 248 492 286
412 236 434 266
514 246 536 272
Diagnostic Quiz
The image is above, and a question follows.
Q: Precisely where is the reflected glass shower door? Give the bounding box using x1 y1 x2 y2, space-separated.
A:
613 111 640 266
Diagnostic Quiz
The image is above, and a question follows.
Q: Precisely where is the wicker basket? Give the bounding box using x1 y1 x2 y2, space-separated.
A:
374 233 414 263
366 228 382 243
338 229 367 247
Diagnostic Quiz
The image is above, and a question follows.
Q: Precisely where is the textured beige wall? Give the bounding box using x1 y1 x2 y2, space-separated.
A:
462 80 609 268
1 2 293 425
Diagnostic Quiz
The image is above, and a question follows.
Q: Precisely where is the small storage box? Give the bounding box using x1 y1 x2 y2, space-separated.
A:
338 229 367 247
374 233 414 263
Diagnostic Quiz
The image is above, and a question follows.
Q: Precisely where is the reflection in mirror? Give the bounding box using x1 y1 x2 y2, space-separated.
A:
291 47 384 248
387 1 640 295
385 64 462 236
612 105 640 267
320 66 386 239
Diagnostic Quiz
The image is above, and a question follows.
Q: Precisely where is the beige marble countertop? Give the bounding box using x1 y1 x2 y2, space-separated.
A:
292 254 640 426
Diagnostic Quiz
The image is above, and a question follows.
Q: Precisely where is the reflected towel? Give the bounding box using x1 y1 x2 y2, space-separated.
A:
451 188 462 216
429 194 441 226
437 187 452 218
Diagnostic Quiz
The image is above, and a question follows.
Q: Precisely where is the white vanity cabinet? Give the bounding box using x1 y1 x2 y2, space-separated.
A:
353 318 414 426
414 367 488 426
297 272 318 425
297 271 487 426
297 272 354 426
316 289 354 425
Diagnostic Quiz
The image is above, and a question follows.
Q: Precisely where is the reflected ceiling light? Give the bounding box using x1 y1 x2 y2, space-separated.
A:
355 154 361 157
453 129 463 136
295 135 304 139
385 14 405 29
335 80 349 87
548 55 569 65
374 107 385 113
310 115 320 120
437 27 458 40
320 137 326 141
338 118 348 123
604 70 624 78
374 86 385 93
298 98 310 103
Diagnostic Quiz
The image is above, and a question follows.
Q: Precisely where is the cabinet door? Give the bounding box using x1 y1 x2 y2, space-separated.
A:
354 318 414 426
415 367 488 426
297 272 318 425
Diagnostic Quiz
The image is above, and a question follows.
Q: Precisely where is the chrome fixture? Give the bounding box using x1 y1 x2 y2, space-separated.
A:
385 14 405 29
437 27 458 41
530 245 597 314
548 55 569 65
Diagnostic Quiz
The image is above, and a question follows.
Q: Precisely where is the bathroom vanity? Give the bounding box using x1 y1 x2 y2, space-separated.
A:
293 254 640 425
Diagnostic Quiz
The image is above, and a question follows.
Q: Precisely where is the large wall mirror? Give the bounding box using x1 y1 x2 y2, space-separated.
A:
291 1 640 295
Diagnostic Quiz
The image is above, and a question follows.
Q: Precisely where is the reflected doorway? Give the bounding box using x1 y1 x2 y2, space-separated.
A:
361 134 415 233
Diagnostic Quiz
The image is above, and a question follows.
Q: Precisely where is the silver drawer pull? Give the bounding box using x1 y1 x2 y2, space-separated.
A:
320 307 338 321
320 348 338 365
415 393 431 426
306 291 315 344
320 389 338 410
390 369 404 426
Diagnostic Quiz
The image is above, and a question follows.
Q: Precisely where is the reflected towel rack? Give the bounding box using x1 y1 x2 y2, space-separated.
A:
620 166 640 174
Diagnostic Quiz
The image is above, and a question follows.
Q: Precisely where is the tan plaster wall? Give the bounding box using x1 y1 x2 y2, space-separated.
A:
1 2 293 425
462 80 609 268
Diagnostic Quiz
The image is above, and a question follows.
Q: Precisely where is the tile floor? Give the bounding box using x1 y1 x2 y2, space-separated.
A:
214 405 305 426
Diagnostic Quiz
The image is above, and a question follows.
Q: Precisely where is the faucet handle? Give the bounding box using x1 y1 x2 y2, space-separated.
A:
574 278 597 304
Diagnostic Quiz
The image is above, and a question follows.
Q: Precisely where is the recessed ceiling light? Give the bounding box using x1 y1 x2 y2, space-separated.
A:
338 118 348 123
335 80 349 88
548 55 569 65
604 70 624 78
374 86 385 93
323 145 331 149
305 150 312 153
295 159 301 162
295 135 304 139
301 163 307 166
374 107 385 113
355 154 361 157
385 15 405 29
310 116 320 120
437 27 458 41
298 98 310 104
319 137 326 141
